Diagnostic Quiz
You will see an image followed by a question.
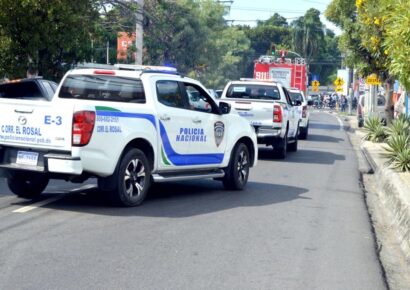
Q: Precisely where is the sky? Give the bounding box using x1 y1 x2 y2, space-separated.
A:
224 0 341 35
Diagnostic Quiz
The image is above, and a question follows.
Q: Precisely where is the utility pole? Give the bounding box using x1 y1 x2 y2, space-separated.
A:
106 41 109 64
347 67 354 115
135 0 144 65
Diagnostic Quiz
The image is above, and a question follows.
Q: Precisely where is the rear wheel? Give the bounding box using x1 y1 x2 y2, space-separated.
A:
7 172 49 199
223 143 250 190
100 148 151 207
288 126 299 152
274 132 287 159
299 124 308 139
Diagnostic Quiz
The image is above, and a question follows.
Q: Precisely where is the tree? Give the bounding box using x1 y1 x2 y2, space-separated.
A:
355 0 394 122
143 0 213 73
291 9 341 85
383 0 410 91
0 0 102 80
201 26 252 88
291 9 324 64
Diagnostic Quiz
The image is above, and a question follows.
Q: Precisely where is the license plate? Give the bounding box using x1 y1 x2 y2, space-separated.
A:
16 151 39 166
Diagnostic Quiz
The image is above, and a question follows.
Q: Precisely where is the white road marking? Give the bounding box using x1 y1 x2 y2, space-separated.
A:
322 111 344 131
12 184 97 213
12 195 65 213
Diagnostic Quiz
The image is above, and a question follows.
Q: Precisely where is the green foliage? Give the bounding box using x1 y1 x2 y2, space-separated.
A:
383 0 410 91
0 0 101 80
291 9 340 84
383 135 410 172
383 115 410 171
364 116 386 142
326 0 389 78
385 114 410 142
0 0 341 87
291 9 324 63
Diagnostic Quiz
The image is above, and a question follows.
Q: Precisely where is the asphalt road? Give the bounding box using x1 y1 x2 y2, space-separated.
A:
0 111 386 290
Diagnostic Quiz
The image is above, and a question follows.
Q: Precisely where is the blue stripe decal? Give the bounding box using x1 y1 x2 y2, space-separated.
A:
96 110 156 129
159 122 224 166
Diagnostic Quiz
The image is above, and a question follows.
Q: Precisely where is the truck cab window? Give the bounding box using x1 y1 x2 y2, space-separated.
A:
182 83 216 113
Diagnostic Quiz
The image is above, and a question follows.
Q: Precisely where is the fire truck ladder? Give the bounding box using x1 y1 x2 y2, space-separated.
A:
293 58 306 90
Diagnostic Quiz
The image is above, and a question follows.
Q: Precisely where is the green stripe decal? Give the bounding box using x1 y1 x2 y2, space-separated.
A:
161 147 171 165
95 106 121 112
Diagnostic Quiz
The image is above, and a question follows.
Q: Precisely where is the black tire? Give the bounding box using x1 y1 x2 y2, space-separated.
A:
274 132 287 159
288 126 299 152
223 143 250 190
100 148 151 207
7 172 49 199
299 124 308 140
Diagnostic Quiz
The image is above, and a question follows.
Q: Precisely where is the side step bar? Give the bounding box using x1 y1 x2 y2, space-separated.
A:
152 169 225 183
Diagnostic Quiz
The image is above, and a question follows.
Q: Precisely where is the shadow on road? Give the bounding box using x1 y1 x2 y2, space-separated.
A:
17 180 309 217
309 122 349 131
306 134 345 143
258 148 345 164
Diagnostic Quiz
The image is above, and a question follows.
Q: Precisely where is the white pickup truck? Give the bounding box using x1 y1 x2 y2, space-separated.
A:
220 79 300 158
0 66 258 206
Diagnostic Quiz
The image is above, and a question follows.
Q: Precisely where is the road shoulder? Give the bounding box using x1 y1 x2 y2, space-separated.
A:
341 113 410 290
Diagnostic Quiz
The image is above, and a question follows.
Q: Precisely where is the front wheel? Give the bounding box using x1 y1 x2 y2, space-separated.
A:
7 172 49 199
100 148 151 207
223 143 250 190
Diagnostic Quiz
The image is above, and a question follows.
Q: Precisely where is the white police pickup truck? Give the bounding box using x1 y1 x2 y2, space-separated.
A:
220 79 300 159
0 66 257 206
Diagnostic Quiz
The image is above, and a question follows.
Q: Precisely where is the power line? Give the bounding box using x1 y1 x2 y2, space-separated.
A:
229 6 325 14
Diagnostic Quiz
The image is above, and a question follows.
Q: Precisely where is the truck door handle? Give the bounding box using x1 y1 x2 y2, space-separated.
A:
159 115 170 121
14 109 33 114
192 118 202 124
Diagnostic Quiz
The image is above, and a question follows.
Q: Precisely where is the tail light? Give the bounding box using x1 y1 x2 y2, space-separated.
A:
72 111 96 146
273 104 282 123
302 105 307 118
93 70 115 75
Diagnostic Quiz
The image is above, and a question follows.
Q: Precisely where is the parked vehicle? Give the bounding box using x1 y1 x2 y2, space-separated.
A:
220 79 300 159
0 77 57 101
0 65 258 206
357 93 386 127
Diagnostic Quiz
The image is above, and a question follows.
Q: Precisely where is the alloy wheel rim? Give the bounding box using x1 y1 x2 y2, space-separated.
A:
236 149 249 183
124 158 146 198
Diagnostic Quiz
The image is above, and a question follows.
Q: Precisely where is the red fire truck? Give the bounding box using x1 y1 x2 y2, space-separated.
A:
253 55 307 93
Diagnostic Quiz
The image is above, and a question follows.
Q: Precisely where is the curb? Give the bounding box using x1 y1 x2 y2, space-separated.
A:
361 142 410 262
361 145 376 174
340 116 373 174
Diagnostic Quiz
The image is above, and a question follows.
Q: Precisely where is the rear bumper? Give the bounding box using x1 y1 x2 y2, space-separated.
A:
299 118 308 128
0 146 83 175
256 128 283 145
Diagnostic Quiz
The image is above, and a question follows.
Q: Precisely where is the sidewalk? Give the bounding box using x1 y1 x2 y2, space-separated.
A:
340 113 410 289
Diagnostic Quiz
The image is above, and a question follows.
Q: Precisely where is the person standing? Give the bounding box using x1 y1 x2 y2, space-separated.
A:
26 67 38 78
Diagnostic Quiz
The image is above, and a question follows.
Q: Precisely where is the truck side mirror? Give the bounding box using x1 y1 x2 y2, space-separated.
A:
293 100 302 106
219 101 231 114
307 100 313 106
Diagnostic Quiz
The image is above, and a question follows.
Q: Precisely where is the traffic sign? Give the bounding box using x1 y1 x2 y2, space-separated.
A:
335 86 343 92
366 73 381 85
334 77 344 87
312 86 319 92
311 80 320 87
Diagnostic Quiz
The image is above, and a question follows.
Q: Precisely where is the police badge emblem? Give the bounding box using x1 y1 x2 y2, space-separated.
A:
214 121 224 147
